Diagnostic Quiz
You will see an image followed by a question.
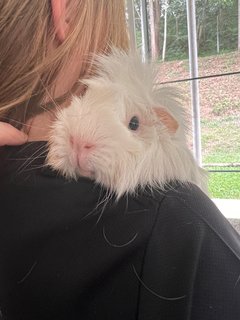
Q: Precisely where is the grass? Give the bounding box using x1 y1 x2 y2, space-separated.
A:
201 118 240 199
212 100 240 117
207 170 240 199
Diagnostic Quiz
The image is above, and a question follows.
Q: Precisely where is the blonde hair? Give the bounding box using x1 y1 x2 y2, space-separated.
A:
0 0 129 130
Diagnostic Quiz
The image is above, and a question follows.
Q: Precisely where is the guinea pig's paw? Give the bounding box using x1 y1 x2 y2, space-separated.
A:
153 107 179 134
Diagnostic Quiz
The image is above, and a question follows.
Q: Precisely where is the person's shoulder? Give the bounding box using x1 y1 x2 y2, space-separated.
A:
136 184 240 320
146 182 240 260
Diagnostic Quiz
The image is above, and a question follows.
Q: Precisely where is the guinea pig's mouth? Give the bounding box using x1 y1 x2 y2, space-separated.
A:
70 151 95 179
78 168 95 179
76 158 95 178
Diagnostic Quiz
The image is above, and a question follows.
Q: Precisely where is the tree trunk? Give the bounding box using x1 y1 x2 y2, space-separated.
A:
197 0 207 51
175 16 179 38
197 25 203 51
162 2 168 61
217 15 220 54
238 0 240 50
149 0 161 60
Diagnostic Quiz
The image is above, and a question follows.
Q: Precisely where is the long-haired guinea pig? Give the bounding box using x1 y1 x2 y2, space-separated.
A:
47 48 207 199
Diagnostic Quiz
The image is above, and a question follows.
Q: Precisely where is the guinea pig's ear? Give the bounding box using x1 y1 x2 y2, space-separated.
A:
154 107 179 134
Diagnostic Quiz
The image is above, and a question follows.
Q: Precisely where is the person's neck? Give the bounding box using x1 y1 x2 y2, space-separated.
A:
26 97 73 142
27 111 55 142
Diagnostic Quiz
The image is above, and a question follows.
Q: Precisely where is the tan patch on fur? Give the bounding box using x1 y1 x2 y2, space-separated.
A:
154 108 179 133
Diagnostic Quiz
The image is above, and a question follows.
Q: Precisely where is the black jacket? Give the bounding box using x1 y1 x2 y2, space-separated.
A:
0 142 240 320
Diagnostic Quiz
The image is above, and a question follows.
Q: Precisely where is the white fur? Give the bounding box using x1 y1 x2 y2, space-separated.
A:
47 49 207 199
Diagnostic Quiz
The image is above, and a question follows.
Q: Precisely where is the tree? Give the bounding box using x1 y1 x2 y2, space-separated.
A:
149 0 161 60
198 0 235 54
238 0 240 50
169 0 186 39
162 0 169 61
133 0 238 61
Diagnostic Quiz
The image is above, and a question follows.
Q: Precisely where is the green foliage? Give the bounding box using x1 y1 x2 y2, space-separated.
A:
134 0 239 60
171 0 238 58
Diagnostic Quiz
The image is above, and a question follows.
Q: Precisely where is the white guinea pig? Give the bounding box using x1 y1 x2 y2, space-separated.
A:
47 48 207 199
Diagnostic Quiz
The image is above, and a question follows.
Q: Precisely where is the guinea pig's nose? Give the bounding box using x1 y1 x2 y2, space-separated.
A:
83 143 93 149
70 136 94 151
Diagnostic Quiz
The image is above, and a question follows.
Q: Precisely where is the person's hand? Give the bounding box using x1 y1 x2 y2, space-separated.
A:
0 122 28 146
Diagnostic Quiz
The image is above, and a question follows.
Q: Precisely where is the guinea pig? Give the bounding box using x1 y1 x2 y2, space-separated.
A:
47 48 207 199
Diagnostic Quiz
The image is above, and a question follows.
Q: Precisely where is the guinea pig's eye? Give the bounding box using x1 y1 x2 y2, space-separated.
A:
128 116 139 131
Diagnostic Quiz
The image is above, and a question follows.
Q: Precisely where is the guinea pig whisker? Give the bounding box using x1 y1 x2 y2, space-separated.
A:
19 163 47 174
1 116 53 131
95 192 115 224
39 78 62 115
0 117 31 129
81 189 112 224
81 185 109 219
16 144 48 175
39 105 56 117
16 154 47 175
